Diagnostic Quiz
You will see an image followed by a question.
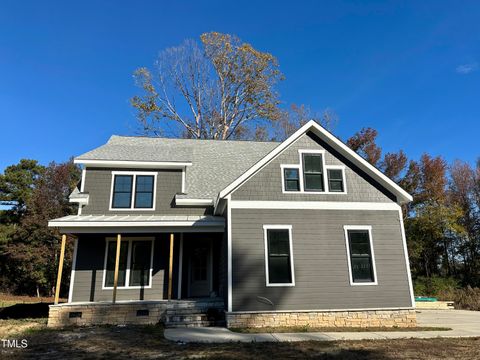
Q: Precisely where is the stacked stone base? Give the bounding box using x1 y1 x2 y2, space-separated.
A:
48 302 168 327
226 309 417 328
48 299 225 328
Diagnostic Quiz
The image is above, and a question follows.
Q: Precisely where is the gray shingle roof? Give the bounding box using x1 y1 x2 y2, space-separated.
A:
77 136 279 200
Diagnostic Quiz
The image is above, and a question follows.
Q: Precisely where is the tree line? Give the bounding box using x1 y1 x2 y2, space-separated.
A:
0 160 80 297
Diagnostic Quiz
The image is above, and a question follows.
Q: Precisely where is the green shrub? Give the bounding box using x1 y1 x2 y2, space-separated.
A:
414 277 480 311
448 287 480 311
413 276 459 297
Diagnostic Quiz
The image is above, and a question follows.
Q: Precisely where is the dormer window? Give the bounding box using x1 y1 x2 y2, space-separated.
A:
110 172 157 210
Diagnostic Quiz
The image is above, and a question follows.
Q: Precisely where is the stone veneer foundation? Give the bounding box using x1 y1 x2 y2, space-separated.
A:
226 309 417 328
48 300 225 328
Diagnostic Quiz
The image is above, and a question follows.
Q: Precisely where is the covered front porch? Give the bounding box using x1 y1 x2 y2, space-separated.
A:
48 215 227 327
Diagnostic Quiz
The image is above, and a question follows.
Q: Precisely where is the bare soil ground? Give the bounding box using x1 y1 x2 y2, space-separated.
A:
0 320 479 360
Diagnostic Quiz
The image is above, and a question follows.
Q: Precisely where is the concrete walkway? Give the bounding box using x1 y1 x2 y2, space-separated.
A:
164 310 480 343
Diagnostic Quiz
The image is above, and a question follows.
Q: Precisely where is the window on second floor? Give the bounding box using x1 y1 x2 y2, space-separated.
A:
327 168 345 192
111 173 156 210
283 168 300 192
302 153 324 192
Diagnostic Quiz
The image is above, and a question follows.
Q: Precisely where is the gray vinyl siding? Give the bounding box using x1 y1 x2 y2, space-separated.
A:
71 234 175 302
231 132 396 203
231 209 412 311
81 168 211 215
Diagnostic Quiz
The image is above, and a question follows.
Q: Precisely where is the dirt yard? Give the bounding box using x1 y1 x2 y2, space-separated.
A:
0 320 479 360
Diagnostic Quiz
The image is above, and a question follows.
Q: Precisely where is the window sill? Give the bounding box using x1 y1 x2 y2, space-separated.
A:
281 190 347 195
349 282 378 286
102 285 152 290
108 208 156 211
266 283 295 287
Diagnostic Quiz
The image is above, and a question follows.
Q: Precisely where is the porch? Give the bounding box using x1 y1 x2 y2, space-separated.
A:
48 215 227 327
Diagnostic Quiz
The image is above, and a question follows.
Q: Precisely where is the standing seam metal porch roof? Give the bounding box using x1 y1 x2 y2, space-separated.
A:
76 135 280 200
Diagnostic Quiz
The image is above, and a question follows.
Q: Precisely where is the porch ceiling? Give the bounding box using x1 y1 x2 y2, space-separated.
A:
48 214 225 233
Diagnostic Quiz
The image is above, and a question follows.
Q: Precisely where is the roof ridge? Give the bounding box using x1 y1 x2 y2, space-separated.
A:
108 134 280 144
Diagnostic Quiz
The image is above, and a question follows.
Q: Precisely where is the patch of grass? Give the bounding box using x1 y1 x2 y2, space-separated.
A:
0 318 47 338
0 293 66 308
231 325 452 333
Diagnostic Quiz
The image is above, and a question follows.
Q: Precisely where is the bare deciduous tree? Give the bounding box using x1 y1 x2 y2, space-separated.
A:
273 104 338 141
131 32 284 139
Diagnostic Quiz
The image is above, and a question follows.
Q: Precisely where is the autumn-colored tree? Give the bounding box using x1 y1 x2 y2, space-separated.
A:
0 160 80 296
346 127 382 166
405 154 464 278
449 160 480 285
131 32 284 140
380 150 408 183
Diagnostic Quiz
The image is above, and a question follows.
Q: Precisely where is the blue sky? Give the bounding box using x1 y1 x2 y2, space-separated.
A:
1 0 479 172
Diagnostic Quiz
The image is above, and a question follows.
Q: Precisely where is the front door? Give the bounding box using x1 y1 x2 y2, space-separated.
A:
188 240 211 297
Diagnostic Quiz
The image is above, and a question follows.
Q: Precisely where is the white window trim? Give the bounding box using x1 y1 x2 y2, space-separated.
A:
263 225 295 287
181 167 186 193
280 150 348 195
280 164 302 193
343 225 378 286
325 165 347 194
298 149 327 194
67 237 78 303
109 171 157 211
102 236 154 290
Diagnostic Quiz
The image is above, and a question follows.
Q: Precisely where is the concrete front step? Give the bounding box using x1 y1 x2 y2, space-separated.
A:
165 320 226 328
163 299 225 328
165 309 222 316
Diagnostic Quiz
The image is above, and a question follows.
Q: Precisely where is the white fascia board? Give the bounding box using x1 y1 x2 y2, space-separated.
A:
74 159 192 169
218 123 309 199
306 122 413 203
69 197 89 205
217 120 412 204
230 200 401 211
48 220 225 228
175 198 214 206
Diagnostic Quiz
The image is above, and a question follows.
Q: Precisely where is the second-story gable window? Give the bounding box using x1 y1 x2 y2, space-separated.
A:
111 172 156 210
302 153 324 192
327 169 345 192
283 168 300 192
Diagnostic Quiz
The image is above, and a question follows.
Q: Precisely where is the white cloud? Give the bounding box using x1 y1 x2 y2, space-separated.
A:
456 62 478 74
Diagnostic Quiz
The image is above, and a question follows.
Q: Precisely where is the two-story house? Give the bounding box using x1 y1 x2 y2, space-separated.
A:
48 120 416 328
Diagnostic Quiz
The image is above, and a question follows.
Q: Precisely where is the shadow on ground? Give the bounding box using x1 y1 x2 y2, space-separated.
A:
0 303 51 319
